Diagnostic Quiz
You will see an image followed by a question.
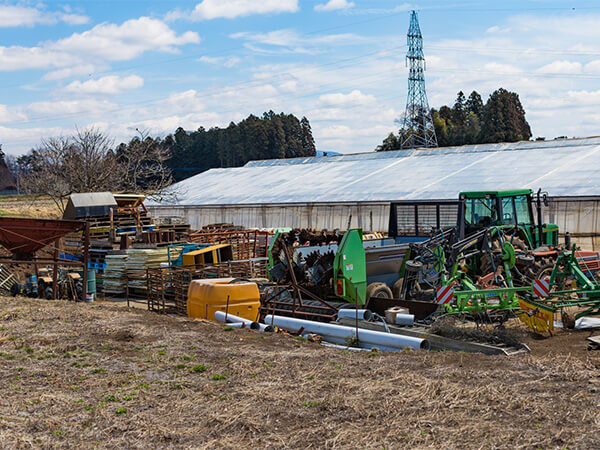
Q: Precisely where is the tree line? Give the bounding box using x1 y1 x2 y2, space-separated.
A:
163 111 316 181
4 111 316 209
377 88 532 151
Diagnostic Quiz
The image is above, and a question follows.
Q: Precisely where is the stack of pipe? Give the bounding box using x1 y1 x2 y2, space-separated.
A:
264 315 429 351
214 311 274 332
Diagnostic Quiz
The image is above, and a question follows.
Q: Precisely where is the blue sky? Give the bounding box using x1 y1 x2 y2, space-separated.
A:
1 0 599 155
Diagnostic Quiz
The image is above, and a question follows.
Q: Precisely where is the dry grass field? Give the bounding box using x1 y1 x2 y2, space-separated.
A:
0 295 599 449
0 195 60 218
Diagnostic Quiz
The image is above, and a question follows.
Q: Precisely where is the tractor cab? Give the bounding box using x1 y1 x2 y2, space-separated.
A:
459 189 558 249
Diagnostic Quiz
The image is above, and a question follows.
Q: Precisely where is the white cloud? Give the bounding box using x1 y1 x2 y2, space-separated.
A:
319 90 376 106
537 60 582 74
62 75 144 95
199 55 242 67
27 99 117 116
0 17 200 72
42 64 101 81
0 5 88 28
230 29 368 55
315 0 355 12
0 104 26 123
166 0 298 22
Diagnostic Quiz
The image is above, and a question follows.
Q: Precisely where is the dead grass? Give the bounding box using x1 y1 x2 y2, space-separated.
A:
0 194 60 218
0 295 599 449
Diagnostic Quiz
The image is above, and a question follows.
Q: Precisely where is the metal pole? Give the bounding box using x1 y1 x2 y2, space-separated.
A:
537 188 544 248
82 222 89 302
52 238 59 300
225 295 230 322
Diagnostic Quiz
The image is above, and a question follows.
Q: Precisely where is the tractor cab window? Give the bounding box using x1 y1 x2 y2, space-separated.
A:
464 197 497 231
501 197 516 224
514 195 532 225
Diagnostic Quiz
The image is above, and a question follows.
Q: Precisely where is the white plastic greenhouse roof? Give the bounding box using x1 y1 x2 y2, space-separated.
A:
154 137 600 206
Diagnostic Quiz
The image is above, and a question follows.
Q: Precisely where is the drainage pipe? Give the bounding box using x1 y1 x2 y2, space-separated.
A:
265 315 429 350
337 309 372 322
394 313 415 326
214 311 274 332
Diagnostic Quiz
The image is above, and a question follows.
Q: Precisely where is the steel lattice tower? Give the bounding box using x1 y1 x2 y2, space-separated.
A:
400 11 438 149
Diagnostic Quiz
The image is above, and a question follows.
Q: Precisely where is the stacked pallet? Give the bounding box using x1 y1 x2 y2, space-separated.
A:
0 264 17 295
103 254 128 295
125 248 170 293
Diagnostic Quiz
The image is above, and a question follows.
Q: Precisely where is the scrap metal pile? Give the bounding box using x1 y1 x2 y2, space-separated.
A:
269 229 343 299
402 226 600 333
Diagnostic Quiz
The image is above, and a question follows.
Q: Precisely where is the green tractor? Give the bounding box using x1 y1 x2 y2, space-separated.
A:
457 189 560 281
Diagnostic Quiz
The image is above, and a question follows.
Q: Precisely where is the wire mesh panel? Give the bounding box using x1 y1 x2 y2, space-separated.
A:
417 205 438 235
146 258 268 315
395 204 417 236
439 204 459 228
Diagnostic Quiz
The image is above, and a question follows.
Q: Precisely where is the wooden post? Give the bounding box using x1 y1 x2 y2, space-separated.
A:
109 208 114 243
52 238 59 300
82 222 89 302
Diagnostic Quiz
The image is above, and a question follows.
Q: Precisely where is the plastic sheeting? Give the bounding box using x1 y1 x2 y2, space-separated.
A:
154 137 600 206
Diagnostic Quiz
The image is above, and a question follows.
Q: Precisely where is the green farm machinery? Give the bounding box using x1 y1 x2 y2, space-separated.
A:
264 188 600 331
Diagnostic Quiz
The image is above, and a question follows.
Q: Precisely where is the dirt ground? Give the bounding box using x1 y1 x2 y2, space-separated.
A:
0 295 599 449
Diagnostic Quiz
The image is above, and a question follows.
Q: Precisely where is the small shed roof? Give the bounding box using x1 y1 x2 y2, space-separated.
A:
68 192 117 208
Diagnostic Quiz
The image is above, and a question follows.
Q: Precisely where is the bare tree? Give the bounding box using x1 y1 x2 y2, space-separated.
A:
116 129 174 199
21 128 124 212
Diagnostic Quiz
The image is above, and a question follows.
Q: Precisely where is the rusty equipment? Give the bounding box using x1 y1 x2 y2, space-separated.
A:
0 217 90 301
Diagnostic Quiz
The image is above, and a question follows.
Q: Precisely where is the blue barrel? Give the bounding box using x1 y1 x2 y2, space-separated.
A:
87 270 96 295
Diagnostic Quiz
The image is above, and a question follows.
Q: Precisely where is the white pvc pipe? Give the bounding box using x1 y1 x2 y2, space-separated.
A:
214 311 263 330
317 336 401 352
264 314 429 350
222 322 245 328
321 342 370 352
394 313 415 326
337 309 373 322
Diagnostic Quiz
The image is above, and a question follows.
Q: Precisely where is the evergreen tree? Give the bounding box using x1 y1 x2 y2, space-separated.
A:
140 112 317 181
380 88 532 150
466 91 484 117
480 88 532 143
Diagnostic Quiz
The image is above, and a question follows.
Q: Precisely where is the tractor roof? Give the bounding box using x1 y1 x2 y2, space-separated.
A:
459 189 532 199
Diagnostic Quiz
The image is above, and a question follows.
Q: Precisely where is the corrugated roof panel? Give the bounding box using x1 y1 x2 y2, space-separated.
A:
154 138 600 205
244 137 600 167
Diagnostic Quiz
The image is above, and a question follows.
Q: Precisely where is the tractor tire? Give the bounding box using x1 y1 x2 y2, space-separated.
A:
530 257 555 283
10 283 20 297
561 311 576 329
392 278 404 299
75 281 83 301
44 286 53 300
366 282 393 300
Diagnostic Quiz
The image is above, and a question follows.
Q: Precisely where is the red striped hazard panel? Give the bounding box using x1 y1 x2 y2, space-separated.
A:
436 285 454 305
533 279 550 298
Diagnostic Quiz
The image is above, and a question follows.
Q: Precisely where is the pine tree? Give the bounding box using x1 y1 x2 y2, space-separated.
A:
480 88 531 143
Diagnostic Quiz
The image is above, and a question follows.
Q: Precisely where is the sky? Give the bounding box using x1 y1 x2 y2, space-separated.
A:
1 0 600 156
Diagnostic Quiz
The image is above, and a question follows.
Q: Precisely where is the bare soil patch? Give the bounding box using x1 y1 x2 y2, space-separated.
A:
0 295 598 449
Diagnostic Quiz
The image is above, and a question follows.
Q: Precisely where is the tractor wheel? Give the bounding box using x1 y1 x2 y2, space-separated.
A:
392 278 404 299
10 283 20 297
530 257 555 283
366 282 393 300
561 310 576 329
75 281 83 301
44 286 53 300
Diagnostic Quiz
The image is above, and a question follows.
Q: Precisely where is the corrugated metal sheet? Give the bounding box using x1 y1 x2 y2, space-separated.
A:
154 137 600 206
68 192 117 208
